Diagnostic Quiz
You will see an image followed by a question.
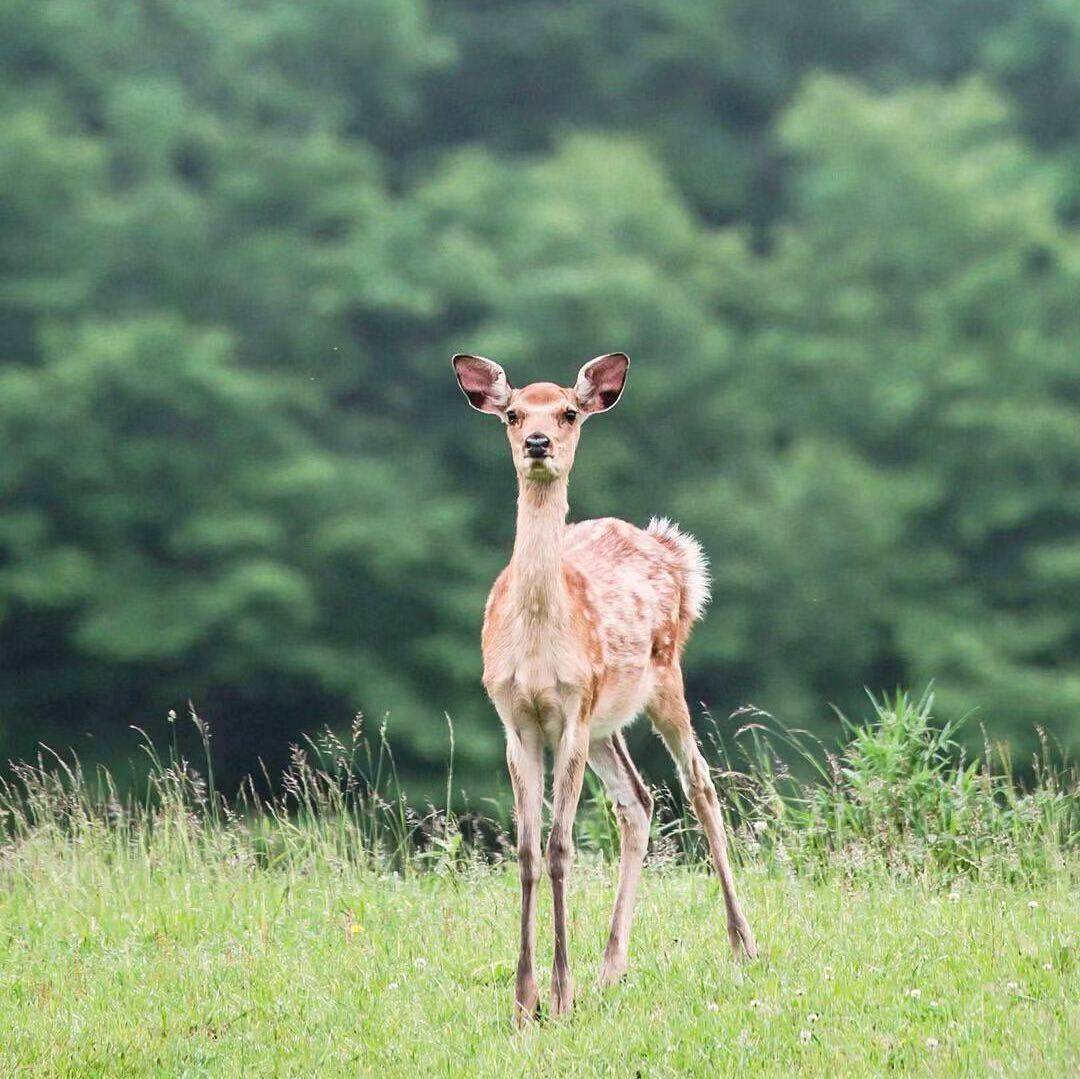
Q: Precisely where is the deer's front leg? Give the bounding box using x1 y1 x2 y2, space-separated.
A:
505 724 543 1026
547 711 589 1017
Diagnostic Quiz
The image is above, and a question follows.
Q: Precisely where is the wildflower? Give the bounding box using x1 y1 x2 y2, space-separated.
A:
388 981 399 991
752 820 768 835
706 1001 720 1013
926 1038 939 1050
413 956 427 968
807 1012 820 1024
1006 981 1019 992
823 966 833 981
929 1000 939 1009
793 987 806 998
348 923 361 937
1042 962 1053 971
749 998 763 1009
906 988 921 1000
1027 900 1039 910
947 891 960 903
799 1029 812 1044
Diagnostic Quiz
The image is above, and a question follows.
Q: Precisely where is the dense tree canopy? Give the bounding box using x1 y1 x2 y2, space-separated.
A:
1 1 1078 794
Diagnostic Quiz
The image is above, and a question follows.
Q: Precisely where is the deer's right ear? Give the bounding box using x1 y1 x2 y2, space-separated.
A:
452 354 512 416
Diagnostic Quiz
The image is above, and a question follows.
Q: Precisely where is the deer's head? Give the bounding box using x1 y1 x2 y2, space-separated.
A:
452 353 629 483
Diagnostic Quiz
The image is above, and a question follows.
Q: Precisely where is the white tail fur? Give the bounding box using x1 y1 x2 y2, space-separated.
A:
646 517 711 623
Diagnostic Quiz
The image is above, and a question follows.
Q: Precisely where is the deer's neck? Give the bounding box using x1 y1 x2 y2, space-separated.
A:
509 477 569 623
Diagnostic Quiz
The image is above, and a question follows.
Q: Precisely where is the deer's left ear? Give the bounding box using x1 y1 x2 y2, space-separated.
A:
574 352 630 414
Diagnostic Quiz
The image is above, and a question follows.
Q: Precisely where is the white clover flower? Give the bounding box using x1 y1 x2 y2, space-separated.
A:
388 981 399 991
706 1001 720 1013
906 988 922 1000
807 1012 820 1024
1043 962 1053 971
926 1038 939 1050
413 957 427 968
1028 900 1039 910
799 1029 812 1044
1006 980 1020 992
749 998 763 1009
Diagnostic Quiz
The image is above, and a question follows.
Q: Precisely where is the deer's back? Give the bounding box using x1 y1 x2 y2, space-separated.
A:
564 518 687 668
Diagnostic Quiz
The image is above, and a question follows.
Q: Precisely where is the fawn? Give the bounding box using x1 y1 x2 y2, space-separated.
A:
452 351 756 1024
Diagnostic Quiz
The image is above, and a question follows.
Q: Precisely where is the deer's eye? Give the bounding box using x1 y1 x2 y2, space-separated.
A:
564 409 578 424
505 409 519 425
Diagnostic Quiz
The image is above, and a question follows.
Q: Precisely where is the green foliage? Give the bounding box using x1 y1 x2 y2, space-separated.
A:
3 694 1073 886
682 78 1080 746
1 1 1079 789
723 690 1077 881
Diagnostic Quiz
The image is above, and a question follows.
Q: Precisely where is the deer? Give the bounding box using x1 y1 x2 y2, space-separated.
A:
452 351 757 1025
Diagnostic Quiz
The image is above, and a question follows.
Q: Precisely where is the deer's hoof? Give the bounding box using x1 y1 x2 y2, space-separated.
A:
513 979 540 1027
597 952 628 988
728 921 759 962
549 976 575 1018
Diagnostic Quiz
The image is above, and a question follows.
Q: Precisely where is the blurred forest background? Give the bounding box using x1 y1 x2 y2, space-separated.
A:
2 0 1080 798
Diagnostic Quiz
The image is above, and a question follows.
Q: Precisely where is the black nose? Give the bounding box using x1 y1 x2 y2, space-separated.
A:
525 433 551 458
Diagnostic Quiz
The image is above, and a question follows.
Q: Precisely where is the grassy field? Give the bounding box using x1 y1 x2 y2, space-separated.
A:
1 858 1076 1076
1 692 1076 1075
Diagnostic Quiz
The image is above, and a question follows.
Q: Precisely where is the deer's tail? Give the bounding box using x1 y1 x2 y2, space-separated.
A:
646 517 711 626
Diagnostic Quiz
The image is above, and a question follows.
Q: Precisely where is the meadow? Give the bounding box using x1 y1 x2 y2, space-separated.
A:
1 694 1076 1076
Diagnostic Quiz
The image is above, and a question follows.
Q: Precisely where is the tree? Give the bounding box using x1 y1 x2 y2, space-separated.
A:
2 1 1079 791
683 77 1080 751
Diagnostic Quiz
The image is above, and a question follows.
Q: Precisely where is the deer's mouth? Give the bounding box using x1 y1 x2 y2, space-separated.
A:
522 454 558 479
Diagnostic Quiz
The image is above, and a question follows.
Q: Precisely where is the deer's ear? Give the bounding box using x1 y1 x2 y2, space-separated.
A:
574 352 629 414
452 354 512 415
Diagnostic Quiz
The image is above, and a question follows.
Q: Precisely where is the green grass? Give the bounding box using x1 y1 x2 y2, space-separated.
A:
1 690 1077 1075
1 858 1076 1075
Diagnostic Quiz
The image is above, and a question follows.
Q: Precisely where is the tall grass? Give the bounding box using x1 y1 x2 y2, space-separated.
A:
710 689 1077 882
1 690 1075 885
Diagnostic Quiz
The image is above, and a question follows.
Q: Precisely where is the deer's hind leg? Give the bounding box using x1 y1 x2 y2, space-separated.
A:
588 732 653 987
647 665 757 959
